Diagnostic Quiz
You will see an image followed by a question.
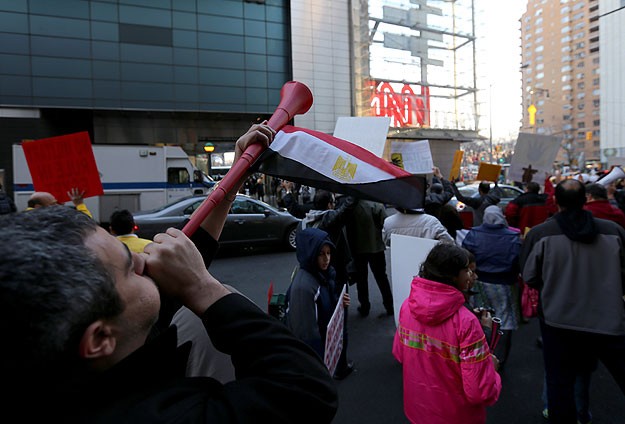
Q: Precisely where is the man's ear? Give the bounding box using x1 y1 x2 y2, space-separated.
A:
78 320 117 359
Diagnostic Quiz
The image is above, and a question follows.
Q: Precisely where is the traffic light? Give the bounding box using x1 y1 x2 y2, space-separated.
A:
203 142 215 153
585 131 592 141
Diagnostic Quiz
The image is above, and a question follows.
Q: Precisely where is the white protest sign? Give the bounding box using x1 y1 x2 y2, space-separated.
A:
333 117 391 157
390 140 433 174
324 284 346 376
390 234 439 326
509 133 561 183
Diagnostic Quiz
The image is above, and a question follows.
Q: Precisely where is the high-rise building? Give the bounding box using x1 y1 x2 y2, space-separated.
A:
520 0 601 167
599 0 625 165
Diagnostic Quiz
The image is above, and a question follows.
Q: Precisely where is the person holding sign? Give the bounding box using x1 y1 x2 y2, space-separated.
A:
393 243 501 424
26 188 93 218
451 179 502 226
286 227 353 379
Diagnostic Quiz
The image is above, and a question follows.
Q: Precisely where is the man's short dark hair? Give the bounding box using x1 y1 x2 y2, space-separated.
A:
110 209 135 235
478 181 490 194
585 183 608 200
313 190 334 210
0 206 123 386
555 179 586 210
526 182 540 194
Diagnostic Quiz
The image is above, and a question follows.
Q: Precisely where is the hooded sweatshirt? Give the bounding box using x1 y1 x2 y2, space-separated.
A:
462 206 521 285
521 209 625 335
393 276 501 424
286 228 339 357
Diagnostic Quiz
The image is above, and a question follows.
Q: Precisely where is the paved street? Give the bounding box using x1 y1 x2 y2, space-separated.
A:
211 248 625 423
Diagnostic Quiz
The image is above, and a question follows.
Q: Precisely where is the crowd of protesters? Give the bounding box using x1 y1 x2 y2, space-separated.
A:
2 147 625 424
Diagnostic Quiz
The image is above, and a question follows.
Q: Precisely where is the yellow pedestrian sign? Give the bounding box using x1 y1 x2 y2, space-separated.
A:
528 104 537 126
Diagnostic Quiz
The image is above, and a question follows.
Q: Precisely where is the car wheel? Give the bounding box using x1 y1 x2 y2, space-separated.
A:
285 225 298 250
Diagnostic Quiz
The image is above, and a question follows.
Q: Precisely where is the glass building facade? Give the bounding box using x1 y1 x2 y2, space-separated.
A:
0 0 291 113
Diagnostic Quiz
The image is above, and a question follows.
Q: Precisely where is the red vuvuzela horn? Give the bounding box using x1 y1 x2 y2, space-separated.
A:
182 81 313 237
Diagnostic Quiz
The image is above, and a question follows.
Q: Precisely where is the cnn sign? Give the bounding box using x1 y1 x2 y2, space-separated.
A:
369 80 430 128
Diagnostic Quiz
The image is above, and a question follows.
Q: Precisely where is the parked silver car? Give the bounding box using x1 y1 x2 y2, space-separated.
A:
449 182 524 212
133 194 300 250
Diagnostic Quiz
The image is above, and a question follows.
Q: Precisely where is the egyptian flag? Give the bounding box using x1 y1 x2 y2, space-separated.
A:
256 125 426 209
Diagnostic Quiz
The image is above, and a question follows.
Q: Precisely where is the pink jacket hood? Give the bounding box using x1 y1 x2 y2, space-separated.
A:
408 276 465 325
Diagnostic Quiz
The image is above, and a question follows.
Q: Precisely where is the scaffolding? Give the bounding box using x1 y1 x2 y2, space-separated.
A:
352 0 479 136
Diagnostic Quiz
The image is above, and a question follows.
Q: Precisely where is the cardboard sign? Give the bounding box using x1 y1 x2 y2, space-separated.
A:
389 140 433 174
333 117 391 157
475 162 502 182
389 234 439 326
324 284 346 376
449 150 464 180
22 132 103 203
508 133 560 183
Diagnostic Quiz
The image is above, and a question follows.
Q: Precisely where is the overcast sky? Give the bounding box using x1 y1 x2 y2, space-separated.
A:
478 0 528 141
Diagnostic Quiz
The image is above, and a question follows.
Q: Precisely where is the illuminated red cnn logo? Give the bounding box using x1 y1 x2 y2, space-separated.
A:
369 81 430 128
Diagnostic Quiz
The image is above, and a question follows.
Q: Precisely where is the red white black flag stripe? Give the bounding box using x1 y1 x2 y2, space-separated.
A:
256 126 426 209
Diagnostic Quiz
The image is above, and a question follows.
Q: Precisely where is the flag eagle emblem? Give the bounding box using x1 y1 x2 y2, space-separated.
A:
332 156 357 181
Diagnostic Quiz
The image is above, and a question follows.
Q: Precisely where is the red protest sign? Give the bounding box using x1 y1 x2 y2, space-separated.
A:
22 131 103 203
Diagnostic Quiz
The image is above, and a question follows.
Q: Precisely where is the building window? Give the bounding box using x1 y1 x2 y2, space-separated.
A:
577 82 585 89
593 78 599 85
577 103 585 110
537 72 544 79
561 16 570 23
592 89 600 96
593 140 600 147
577 112 585 118
562 65 572 72
562 35 571 43
575 42 585 49
593 119 600 126
563 84 572 90
562 26 571 33
577 122 585 128
593 99 600 107
562 55 572 62
576 72 585 79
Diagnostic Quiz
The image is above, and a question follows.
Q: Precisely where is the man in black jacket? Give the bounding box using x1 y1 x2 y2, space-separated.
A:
1 123 338 423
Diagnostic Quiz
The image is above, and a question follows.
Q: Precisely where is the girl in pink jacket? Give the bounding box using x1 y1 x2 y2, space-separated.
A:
393 243 501 424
